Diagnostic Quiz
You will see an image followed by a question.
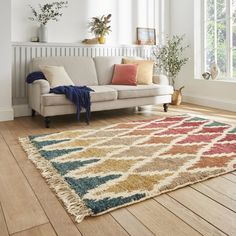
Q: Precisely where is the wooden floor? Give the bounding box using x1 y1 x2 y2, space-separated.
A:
0 103 236 236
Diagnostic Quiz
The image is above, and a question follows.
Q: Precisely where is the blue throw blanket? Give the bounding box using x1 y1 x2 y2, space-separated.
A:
26 72 94 123
50 86 94 123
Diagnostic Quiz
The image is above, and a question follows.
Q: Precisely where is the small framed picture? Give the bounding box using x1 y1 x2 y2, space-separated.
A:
136 27 156 45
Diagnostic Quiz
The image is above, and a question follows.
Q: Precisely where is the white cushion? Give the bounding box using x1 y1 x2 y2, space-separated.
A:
30 57 99 86
41 86 118 106
105 84 174 99
40 65 74 88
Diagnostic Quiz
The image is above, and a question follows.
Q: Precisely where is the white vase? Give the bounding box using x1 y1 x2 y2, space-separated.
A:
38 24 48 43
210 63 220 80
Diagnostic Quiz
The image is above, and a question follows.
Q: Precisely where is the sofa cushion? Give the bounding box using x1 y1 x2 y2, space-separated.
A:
41 86 117 106
105 84 174 99
112 64 138 86
40 65 74 88
94 56 123 85
30 57 98 86
123 59 154 85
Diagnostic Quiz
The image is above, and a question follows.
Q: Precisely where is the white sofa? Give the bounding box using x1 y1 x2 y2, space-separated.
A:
28 56 173 127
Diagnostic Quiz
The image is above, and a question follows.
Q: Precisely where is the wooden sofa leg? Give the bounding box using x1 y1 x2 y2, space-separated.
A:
163 103 169 112
45 117 51 128
32 109 36 117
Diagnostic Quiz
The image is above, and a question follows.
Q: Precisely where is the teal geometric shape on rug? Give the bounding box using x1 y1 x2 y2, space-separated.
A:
31 139 70 149
187 117 207 121
229 127 236 133
84 193 146 214
39 147 82 160
52 159 100 175
205 121 229 127
65 175 121 196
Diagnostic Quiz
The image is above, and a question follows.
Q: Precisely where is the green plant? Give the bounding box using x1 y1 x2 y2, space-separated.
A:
89 14 112 37
153 35 189 89
29 1 68 25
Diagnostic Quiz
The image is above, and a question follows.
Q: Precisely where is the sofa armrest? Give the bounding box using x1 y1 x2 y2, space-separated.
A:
28 80 50 114
32 79 50 94
153 75 170 86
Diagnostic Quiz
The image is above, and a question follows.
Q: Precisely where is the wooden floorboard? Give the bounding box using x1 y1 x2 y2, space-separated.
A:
127 199 201 236
0 203 9 236
0 135 48 235
192 181 236 212
198 176 236 202
169 187 236 235
0 104 235 236
111 208 155 236
155 194 226 236
11 223 57 236
222 173 236 183
0 122 82 236
76 214 129 236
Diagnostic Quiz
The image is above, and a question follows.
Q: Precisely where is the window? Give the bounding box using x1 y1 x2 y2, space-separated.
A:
202 0 236 80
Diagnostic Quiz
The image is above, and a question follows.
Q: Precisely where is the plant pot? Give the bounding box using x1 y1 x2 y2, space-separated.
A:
171 86 184 106
98 36 106 44
38 24 48 43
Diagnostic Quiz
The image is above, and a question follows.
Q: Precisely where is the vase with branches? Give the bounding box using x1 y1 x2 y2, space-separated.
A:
153 35 189 90
28 1 68 42
89 14 112 44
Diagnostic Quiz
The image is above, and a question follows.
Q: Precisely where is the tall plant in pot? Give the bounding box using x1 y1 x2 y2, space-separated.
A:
153 35 189 105
89 14 112 44
29 1 68 43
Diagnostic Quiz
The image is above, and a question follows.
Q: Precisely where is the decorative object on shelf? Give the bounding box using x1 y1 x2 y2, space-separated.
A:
171 86 184 105
89 14 112 44
153 35 189 105
82 38 99 44
202 72 211 80
28 1 68 43
31 36 39 42
38 24 48 43
210 63 220 80
136 27 156 45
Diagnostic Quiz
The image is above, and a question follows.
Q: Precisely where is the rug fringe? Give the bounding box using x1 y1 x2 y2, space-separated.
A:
19 137 91 223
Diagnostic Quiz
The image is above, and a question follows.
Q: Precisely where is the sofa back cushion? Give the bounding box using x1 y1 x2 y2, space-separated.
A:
30 56 98 86
93 56 123 85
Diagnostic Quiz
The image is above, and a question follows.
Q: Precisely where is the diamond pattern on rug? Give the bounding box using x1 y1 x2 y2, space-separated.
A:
19 114 236 223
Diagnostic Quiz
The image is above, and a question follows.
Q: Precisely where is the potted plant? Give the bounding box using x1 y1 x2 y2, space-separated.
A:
29 1 68 43
89 14 112 44
153 35 189 105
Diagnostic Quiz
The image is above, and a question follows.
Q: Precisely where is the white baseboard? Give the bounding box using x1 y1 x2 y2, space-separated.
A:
183 94 236 112
13 104 31 117
0 106 14 121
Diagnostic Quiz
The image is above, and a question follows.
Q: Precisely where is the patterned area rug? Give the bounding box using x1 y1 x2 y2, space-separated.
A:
19 114 236 223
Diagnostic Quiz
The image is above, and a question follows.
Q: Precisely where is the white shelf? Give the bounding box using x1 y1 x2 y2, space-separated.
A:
12 41 155 48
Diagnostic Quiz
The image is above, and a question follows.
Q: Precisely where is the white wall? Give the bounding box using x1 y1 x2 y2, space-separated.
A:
170 0 236 112
12 0 162 44
0 1 13 121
